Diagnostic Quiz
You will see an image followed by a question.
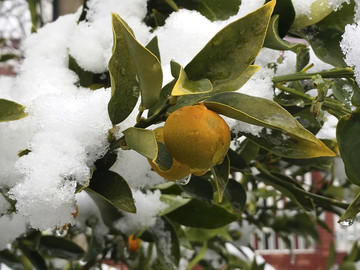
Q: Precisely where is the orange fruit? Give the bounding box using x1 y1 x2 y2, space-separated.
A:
128 234 140 252
148 127 191 180
163 103 230 175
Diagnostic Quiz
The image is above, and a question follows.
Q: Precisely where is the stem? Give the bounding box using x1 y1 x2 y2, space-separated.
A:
272 68 354 84
275 83 352 116
256 163 349 210
109 100 172 151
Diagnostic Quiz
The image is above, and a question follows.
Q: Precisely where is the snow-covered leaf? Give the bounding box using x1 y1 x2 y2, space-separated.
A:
184 0 275 92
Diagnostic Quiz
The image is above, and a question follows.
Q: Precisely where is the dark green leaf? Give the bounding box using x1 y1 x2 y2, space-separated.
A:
0 250 26 270
39 236 85 260
204 92 335 158
20 247 47 270
338 191 360 225
211 155 230 202
0 54 17 62
225 179 247 216
108 13 162 125
88 170 136 213
68 55 110 89
166 199 238 228
268 0 295 37
86 190 123 228
185 1 275 92
180 175 214 202
337 111 360 186
332 80 352 108
150 218 180 270
0 99 28 122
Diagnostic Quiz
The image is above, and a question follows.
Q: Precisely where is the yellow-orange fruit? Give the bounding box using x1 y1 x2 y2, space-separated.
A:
128 234 140 252
163 103 231 175
148 127 191 180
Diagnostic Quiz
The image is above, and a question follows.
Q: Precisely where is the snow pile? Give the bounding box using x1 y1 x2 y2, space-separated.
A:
341 22 360 85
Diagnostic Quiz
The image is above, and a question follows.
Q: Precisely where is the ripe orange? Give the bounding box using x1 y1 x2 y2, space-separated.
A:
163 103 230 175
128 234 140 252
148 127 191 180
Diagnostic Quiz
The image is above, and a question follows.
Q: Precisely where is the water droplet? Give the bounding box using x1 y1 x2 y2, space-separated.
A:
178 174 191 185
55 227 68 237
339 218 354 228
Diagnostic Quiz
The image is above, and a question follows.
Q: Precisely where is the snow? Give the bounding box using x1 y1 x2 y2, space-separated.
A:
114 190 167 235
341 22 360 85
0 213 27 250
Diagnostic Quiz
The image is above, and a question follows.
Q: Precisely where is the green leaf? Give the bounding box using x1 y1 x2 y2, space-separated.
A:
123 127 173 171
0 250 26 270
88 170 136 213
338 191 360 225
337 111 360 186
0 99 28 122
225 179 247 216
150 218 180 270
204 92 335 158
211 155 230 202
296 46 310 72
332 80 352 108
243 128 332 159
108 13 163 125
185 226 231 243
123 127 157 160
170 60 213 96
298 1 355 67
158 194 191 216
166 199 238 228
184 0 275 91
39 236 85 260
146 36 161 62
264 15 306 52
26 0 40 33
